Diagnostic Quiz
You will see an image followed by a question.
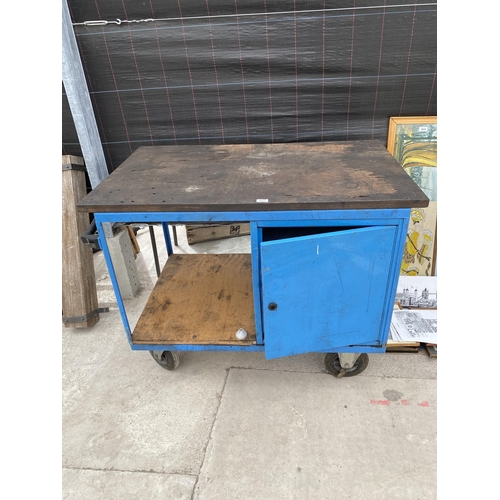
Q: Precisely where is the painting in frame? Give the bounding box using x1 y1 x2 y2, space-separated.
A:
387 116 437 276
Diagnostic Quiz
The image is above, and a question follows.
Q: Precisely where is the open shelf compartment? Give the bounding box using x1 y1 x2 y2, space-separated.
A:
132 253 256 345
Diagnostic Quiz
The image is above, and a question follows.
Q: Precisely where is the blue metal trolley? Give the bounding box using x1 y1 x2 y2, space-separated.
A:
78 141 429 377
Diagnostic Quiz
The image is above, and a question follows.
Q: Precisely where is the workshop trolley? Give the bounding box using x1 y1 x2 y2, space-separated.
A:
78 141 429 378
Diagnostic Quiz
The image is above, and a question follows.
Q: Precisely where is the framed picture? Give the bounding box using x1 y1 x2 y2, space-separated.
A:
387 116 437 276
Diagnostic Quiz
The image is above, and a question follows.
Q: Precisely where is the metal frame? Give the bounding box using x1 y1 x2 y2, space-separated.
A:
95 208 410 355
94 208 407 224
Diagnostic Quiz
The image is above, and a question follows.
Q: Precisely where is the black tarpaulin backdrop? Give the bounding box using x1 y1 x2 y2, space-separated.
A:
62 1 437 173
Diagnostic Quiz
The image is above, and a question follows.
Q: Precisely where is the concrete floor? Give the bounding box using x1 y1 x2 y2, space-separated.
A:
62 225 437 500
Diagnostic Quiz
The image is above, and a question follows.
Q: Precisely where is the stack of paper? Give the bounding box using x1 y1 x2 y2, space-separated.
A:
390 309 437 345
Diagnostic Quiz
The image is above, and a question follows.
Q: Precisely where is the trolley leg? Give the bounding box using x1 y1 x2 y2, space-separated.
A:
162 222 174 256
172 225 178 246
338 353 361 369
324 352 369 378
149 225 161 278
95 218 133 344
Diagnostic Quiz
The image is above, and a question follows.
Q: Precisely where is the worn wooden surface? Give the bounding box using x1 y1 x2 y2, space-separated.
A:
78 141 429 213
186 223 251 245
62 155 100 328
386 341 420 352
132 254 256 345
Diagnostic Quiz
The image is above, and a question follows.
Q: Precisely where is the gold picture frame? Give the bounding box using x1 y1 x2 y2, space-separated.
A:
387 116 437 276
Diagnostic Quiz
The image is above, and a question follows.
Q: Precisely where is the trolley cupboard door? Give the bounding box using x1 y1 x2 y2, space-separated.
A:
260 226 398 359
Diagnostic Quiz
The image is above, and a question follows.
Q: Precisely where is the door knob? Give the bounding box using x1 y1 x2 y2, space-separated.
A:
268 302 278 311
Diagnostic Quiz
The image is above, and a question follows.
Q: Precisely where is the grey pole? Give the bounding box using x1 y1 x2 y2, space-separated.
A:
62 0 108 188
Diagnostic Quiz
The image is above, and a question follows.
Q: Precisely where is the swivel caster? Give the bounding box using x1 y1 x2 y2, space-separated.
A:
150 350 180 371
324 353 369 378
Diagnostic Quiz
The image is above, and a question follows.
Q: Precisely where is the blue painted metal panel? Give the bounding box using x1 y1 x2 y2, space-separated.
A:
376 215 410 346
131 344 265 352
257 219 403 228
261 226 397 359
131 343 387 353
161 222 173 255
94 208 409 224
95 217 133 345
250 222 264 345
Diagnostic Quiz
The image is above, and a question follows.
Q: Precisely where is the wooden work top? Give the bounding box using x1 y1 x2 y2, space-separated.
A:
77 140 429 213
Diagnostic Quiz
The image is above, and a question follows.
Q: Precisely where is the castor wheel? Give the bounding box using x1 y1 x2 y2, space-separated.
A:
324 353 369 378
150 350 180 371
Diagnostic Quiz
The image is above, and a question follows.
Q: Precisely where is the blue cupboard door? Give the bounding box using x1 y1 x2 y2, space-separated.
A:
261 226 397 359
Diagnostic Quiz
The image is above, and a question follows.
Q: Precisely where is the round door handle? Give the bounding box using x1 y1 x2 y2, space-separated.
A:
268 302 278 311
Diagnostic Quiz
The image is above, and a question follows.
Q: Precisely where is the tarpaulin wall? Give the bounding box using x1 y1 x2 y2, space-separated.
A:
62 1 437 173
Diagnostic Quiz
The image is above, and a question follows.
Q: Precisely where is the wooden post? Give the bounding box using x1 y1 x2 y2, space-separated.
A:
62 155 100 327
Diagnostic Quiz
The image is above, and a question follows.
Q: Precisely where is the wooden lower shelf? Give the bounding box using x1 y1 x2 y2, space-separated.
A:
132 254 256 345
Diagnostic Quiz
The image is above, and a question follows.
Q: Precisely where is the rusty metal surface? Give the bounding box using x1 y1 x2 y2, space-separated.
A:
78 141 429 213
